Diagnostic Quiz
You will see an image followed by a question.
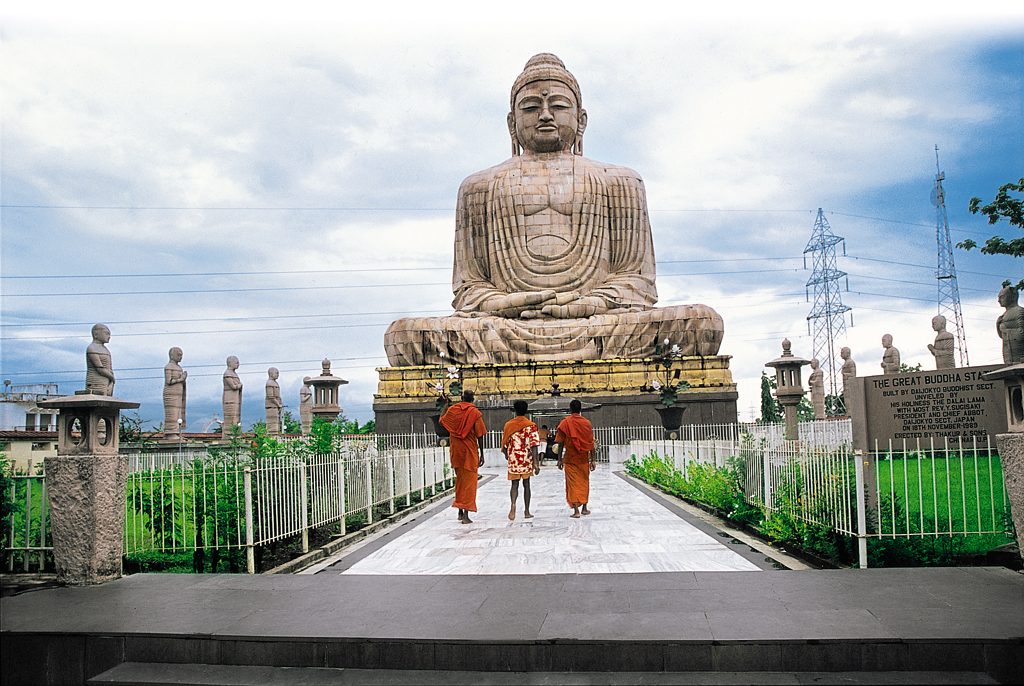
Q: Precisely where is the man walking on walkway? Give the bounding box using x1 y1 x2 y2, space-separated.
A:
440 390 487 524
501 400 542 521
556 399 596 518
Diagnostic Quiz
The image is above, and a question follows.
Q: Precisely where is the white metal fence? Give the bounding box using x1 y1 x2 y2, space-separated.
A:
630 421 1012 567
3 473 50 572
5 418 1014 573
122 443 451 573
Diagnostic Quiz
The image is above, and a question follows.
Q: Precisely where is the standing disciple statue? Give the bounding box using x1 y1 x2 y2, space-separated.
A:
384 53 724 366
163 347 187 436
265 367 283 434
840 346 856 392
222 356 242 438
996 285 1024 365
927 315 956 370
85 324 115 395
299 377 313 434
880 334 901 375
808 358 825 419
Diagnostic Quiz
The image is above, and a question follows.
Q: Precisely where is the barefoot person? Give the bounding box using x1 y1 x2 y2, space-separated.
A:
501 400 542 521
556 399 596 518
440 390 487 524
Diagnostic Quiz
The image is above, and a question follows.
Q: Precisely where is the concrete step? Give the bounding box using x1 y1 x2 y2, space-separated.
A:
88 662 1000 686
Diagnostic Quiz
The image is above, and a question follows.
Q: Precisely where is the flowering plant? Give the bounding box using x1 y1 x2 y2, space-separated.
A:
642 341 689 407
428 359 463 410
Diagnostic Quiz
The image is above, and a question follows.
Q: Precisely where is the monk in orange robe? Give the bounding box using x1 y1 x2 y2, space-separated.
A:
440 389 487 524
555 399 596 518
501 400 542 521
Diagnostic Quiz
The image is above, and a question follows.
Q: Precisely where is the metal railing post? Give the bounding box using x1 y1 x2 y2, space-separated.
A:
762 444 772 514
405 451 412 507
244 467 255 574
387 452 396 515
337 454 346 536
421 450 427 499
300 460 309 554
855 450 868 569
365 453 374 525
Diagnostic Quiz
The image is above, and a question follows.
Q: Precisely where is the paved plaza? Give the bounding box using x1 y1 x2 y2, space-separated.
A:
306 464 764 576
2 463 1023 683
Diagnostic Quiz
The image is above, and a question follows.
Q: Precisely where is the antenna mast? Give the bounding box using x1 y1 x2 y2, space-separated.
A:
804 208 853 413
933 145 969 366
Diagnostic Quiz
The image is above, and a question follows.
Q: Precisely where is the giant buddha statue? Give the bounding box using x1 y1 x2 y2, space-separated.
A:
384 53 724 366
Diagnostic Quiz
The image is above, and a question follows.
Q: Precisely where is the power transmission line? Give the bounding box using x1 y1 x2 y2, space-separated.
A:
0 268 804 298
0 256 801 280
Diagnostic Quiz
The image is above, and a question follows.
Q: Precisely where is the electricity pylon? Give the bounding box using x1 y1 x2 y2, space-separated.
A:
804 208 853 412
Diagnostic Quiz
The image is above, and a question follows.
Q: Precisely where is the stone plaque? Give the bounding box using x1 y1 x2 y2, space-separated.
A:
847 364 1007 451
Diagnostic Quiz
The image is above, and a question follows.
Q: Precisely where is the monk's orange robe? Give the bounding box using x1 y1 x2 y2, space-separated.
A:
440 402 487 512
556 413 595 508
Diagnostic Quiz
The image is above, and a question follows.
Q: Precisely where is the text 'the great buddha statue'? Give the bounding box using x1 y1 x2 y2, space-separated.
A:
384 53 725 366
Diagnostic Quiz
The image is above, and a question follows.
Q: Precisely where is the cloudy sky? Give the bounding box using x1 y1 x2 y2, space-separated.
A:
2 3 1022 431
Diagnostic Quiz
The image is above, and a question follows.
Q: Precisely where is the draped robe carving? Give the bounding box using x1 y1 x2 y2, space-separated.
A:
384 154 724 366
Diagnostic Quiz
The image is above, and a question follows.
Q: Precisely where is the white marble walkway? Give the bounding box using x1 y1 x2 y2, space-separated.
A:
309 463 762 575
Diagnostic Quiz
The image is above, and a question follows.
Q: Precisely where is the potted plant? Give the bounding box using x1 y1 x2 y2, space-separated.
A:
642 341 689 436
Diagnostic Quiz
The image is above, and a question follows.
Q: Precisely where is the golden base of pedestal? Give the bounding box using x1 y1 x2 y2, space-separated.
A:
375 356 735 403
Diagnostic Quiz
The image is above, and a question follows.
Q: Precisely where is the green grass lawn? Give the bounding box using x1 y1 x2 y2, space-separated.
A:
873 453 1013 553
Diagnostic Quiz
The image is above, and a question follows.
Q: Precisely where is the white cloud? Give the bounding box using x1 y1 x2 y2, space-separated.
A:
2 8 1021 427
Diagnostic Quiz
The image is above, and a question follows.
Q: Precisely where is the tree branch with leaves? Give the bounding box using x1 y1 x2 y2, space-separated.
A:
957 177 1023 290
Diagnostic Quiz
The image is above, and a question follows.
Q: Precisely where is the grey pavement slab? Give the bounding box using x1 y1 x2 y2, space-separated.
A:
3 568 1023 643
88 662 1001 685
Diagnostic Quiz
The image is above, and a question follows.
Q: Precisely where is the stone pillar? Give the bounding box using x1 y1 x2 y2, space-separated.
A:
309 358 349 423
38 393 140 585
984 363 1024 562
766 339 811 441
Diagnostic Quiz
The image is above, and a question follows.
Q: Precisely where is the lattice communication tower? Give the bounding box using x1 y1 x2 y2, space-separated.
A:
804 208 853 410
932 145 969 366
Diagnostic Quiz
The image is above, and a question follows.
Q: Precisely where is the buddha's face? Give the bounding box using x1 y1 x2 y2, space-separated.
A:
170 347 183 363
510 80 585 153
93 325 111 344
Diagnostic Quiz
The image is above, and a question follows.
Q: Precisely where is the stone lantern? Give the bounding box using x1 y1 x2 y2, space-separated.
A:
38 391 140 585
309 358 348 423
765 339 811 441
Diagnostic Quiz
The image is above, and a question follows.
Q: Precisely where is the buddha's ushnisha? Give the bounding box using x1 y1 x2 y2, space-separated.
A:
385 53 724 365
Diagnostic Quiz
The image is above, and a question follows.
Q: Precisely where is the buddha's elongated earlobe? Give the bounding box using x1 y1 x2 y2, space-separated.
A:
507 112 520 156
573 109 588 156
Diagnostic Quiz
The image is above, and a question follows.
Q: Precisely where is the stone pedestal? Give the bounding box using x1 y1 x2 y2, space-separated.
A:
38 393 139 585
44 452 129 584
374 356 737 433
986 363 1024 561
993 432 1024 562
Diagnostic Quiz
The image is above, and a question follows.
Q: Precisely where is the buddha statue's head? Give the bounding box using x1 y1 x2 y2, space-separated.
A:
508 53 587 156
